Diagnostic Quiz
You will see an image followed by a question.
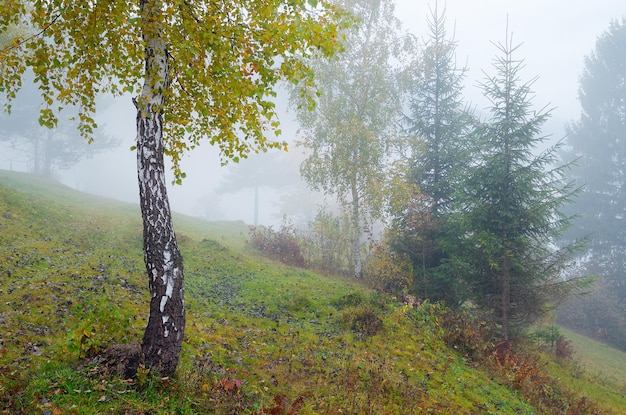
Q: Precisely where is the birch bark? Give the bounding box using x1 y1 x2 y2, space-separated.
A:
136 0 185 376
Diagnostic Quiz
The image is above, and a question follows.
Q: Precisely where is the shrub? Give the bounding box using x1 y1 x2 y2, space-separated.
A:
441 307 494 359
248 219 305 267
340 305 383 337
363 241 412 295
555 336 574 360
297 209 355 276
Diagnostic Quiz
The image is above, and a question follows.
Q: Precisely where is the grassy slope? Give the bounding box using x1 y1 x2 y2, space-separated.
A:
0 170 621 414
540 327 626 413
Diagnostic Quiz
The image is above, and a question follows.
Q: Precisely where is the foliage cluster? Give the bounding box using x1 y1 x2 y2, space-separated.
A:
438 309 603 414
247 211 356 278
362 238 413 295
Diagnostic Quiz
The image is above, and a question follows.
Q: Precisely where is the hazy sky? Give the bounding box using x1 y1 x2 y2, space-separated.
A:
397 0 625 129
41 1 626 224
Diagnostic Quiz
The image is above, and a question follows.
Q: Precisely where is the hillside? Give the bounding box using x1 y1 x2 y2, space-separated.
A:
0 170 623 414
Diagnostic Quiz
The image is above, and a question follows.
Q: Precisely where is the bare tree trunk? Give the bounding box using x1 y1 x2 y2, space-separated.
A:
33 135 40 175
43 128 53 178
351 178 363 279
137 0 185 376
501 257 511 342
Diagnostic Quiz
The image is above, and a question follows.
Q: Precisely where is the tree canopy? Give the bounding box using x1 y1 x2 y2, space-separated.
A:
1 0 347 180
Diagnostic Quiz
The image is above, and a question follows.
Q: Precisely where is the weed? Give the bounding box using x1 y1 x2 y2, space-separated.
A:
340 304 383 337
556 336 574 360
330 291 365 309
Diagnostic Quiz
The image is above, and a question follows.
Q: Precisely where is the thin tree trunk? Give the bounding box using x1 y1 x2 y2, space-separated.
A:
501 257 511 341
137 0 185 376
43 128 53 178
351 178 363 279
33 135 40 175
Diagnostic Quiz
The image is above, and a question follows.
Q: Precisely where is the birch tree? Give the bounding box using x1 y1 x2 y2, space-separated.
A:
1 0 345 375
294 0 407 278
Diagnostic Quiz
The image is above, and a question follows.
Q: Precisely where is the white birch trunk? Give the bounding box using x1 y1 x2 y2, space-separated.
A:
136 0 185 376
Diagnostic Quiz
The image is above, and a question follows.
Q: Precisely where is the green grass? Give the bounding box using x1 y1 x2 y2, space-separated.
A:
561 326 626 386
538 326 626 413
0 170 622 414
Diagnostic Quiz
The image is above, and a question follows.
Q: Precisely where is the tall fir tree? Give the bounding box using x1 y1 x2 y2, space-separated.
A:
390 4 472 303
560 18 626 300
456 33 579 341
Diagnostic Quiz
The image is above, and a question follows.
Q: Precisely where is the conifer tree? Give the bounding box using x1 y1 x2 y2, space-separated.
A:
457 33 579 341
560 18 626 300
391 4 472 303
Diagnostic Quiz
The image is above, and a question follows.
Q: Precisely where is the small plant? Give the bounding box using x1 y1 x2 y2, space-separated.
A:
340 305 383 337
556 336 574 360
441 307 494 359
531 325 562 350
331 291 365 309
287 295 313 313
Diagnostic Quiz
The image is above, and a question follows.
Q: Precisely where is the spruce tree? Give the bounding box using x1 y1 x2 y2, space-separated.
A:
457 33 579 341
560 19 626 300
391 4 472 303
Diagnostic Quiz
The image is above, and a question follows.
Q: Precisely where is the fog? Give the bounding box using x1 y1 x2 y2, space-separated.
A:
2 0 625 226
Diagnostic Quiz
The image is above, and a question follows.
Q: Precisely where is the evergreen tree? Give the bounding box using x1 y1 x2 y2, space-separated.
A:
0 77 118 177
457 34 579 341
560 18 626 300
391 4 472 303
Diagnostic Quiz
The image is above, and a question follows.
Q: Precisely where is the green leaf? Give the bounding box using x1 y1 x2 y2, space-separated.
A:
130 145 137 151
308 0 318 8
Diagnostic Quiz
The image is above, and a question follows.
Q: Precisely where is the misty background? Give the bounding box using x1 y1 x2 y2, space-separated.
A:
1 0 624 226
